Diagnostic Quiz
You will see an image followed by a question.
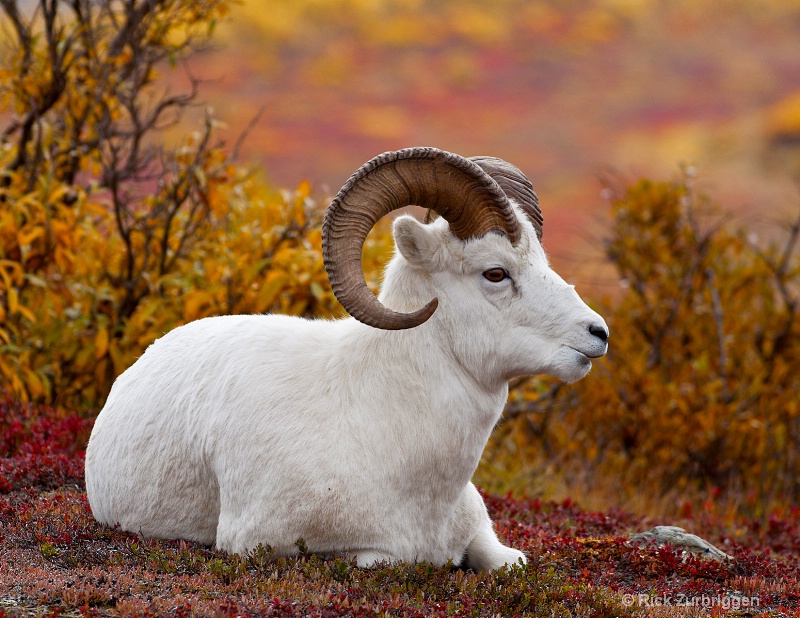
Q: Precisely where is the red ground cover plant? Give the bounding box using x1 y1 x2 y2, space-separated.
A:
1 398 799 617
0 396 90 495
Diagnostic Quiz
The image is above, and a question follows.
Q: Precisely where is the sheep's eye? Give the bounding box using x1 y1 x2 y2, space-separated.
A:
482 268 509 283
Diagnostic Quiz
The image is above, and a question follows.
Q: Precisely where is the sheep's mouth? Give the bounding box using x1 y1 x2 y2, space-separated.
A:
566 346 604 361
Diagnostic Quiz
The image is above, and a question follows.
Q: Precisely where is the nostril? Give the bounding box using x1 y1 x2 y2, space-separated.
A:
589 324 609 343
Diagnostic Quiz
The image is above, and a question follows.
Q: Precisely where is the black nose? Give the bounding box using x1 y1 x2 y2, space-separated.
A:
589 324 609 343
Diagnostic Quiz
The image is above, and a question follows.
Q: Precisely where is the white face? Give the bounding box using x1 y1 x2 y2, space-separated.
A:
389 210 608 385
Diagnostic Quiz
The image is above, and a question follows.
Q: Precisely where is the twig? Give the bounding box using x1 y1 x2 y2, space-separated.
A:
705 267 729 400
232 106 265 161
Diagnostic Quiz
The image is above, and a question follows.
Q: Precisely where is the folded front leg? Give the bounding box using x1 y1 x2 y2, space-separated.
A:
464 517 526 571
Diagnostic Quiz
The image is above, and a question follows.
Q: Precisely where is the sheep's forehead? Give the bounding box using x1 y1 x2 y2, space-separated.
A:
438 221 548 274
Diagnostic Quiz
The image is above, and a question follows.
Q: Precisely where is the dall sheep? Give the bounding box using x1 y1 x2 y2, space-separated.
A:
85 147 609 571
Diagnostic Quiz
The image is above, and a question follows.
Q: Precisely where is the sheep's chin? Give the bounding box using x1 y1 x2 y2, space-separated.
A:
554 347 593 384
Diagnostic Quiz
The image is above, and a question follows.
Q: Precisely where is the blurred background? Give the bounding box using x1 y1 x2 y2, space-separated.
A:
167 0 800 516
2 0 800 521
193 0 800 289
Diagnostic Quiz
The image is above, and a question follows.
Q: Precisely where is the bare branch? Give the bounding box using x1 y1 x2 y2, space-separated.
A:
108 0 160 58
776 210 800 283
3 1 74 175
0 0 32 72
705 267 729 400
158 114 219 275
748 210 800 361
232 106 265 161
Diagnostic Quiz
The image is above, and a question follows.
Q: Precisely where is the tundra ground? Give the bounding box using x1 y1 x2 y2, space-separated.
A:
1 403 798 617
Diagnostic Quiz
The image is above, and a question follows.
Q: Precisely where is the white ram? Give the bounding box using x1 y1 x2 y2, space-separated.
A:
85 147 609 570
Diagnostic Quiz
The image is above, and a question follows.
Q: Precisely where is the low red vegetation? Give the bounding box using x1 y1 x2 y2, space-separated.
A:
0 397 90 495
1 397 798 617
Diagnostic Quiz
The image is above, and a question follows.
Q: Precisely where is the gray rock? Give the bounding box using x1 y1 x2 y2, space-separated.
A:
630 525 733 562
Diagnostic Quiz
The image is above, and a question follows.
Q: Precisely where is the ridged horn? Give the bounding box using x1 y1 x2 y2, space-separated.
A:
322 147 519 330
469 156 543 240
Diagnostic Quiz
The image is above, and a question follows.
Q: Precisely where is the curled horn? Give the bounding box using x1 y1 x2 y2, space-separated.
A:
469 156 543 240
425 156 543 240
322 147 519 330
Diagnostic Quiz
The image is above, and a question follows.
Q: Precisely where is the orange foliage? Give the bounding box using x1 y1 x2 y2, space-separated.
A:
0 0 393 409
0 142 363 408
484 171 800 519
3 1 799 521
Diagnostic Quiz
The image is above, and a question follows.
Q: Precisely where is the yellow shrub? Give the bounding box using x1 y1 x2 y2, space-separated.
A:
0 143 396 408
483 173 800 518
0 0 394 409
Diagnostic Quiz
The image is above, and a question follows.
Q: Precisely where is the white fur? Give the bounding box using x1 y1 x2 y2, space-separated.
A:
85 205 608 570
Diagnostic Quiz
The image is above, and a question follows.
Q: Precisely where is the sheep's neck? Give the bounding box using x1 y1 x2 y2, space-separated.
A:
343 322 508 497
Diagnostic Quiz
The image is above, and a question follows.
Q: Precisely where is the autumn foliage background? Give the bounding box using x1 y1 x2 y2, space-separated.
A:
1 0 799 541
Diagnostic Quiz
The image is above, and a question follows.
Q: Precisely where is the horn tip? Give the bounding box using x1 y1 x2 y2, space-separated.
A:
384 297 439 330
360 297 439 330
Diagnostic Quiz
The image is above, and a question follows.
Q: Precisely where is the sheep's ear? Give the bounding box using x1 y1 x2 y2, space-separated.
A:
393 215 438 269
